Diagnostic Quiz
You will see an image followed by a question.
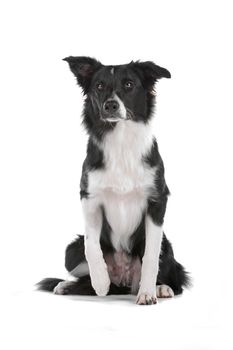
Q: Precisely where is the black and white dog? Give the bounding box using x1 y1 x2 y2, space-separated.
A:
37 57 190 305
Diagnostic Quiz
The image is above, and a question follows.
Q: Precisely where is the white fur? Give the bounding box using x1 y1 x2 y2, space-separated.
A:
156 284 174 298
101 190 147 251
114 94 127 120
137 216 163 304
136 292 157 305
70 261 89 278
87 120 156 252
82 197 111 296
53 281 77 295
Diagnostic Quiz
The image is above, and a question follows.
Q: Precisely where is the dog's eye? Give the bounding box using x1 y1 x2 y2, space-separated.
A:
124 81 134 89
96 82 104 91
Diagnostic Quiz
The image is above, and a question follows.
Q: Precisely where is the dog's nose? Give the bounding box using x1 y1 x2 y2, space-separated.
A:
104 99 119 114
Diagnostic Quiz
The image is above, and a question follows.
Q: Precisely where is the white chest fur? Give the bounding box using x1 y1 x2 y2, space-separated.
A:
88 120 156 252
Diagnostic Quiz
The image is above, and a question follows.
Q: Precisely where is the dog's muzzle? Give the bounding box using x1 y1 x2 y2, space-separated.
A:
103 99 119 114
101 98 128 122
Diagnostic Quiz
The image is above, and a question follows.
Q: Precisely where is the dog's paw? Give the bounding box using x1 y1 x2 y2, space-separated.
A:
90 268 111 296
53 281 76 295
93 275 111 296
136 292 157 305
156 284 174 298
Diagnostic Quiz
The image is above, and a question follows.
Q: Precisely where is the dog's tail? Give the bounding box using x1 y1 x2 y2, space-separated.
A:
36 278 64 292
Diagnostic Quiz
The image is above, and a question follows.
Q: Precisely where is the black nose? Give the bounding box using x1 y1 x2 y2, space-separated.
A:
104 99 119 114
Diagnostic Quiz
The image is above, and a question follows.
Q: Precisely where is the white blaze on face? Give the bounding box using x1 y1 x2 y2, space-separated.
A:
113 93 127 120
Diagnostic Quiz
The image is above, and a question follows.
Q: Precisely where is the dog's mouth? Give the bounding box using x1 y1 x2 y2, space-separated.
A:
100 109 133 123
103 117 121 123
101 116 131 123
102 115 129 122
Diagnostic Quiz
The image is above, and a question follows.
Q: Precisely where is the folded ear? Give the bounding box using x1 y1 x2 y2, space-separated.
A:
132 61 171 89
63 56 102 93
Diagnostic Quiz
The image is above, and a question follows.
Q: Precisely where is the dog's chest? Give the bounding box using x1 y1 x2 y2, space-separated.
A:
88 121 156 251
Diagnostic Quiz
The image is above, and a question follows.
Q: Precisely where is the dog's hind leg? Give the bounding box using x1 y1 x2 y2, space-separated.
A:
65 235 87 273
65 235 93 280
53 275 131 296
54 275 96 295
65 235 91 282
156 284 174 298
49 235 91 295
36 235 89 293
157 233 191 295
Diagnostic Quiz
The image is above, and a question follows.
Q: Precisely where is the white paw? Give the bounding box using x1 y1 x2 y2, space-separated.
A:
156 284 174 298
53 281 76 295
90 267 111 296
136 292 157 305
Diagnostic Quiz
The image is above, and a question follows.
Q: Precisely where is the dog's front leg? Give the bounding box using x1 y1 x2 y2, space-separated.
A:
136 200 165 305
82 198 110 296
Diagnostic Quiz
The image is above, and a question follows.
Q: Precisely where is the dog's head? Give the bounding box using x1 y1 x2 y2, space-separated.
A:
63 56 170 128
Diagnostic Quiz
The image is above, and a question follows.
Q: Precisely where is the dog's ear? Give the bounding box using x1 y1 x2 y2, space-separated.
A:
132 61 171 89
63 56 102 93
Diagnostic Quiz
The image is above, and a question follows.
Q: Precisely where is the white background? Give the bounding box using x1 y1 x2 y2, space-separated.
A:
0 1 233 349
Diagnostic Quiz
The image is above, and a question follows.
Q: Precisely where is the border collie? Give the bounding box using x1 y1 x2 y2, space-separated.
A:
37 57 190 305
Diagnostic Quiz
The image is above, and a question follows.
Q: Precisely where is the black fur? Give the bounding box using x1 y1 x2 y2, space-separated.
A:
37 57 190 299
80 138 105 199
37 278 64 292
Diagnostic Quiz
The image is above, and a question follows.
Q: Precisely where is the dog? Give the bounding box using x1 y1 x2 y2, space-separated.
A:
37 56 190 305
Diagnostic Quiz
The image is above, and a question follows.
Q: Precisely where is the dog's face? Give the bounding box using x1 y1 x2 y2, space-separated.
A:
63 56 171 125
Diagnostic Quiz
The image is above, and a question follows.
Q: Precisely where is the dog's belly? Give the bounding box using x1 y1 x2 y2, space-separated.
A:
101 189 147 251
104 251 141 293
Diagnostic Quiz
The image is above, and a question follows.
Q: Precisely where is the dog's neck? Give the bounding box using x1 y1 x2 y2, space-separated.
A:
103 120 154 164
